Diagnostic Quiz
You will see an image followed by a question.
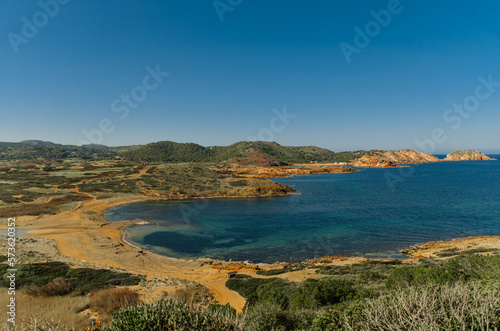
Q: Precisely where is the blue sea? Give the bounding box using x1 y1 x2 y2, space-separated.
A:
106 158 500 263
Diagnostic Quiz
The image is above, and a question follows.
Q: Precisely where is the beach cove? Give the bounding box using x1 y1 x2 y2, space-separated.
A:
5 158 500 312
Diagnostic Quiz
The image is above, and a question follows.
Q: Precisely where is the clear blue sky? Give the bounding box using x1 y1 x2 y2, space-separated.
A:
1 0 500 153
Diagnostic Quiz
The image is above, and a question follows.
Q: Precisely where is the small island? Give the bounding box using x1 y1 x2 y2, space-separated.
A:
444 150 496 161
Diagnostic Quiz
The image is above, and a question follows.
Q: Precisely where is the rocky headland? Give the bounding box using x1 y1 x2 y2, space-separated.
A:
213 165 357 178
351 149 441 167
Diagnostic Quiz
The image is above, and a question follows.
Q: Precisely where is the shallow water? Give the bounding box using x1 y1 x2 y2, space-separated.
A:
106 158 500 263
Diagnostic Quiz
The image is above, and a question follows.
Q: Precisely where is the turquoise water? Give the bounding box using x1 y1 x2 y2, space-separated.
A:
106 158 500 263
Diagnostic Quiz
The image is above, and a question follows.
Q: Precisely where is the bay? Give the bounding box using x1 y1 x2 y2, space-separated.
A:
106 158 500 263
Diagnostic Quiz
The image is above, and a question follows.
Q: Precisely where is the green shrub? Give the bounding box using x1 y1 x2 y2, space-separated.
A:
359 270 385 282
291 279 358 309
311 309 344 331
256 283 290 309
0 262 69 288
66 267 141 293
226 275 291 307
243 302 315 331
256 265 305 276
316 259 401 276
0 262 140 294
105 299 237 331
386 254 500 289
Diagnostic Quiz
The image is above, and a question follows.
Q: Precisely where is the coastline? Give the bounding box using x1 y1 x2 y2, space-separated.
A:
5 192 500 312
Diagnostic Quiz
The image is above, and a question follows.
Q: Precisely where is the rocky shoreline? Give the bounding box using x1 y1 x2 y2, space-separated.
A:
351 149 495 167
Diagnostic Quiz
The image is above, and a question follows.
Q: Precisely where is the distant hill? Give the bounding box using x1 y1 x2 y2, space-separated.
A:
20 140 60 146
80 143 109 150
0 141 118 161
120 141 344 164
4 139 459 165
120 140 385 165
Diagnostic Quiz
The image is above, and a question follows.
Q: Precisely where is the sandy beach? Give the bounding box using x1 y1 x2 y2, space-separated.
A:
4 193 500 312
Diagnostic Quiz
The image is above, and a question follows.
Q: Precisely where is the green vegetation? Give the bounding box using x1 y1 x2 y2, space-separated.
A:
226 274 369 311
291 279 361 309
226 275 292 308
3 254 500 330
0 139 387 166
436 247 499 257
315 259 402 276
121 140 385 164
0 262 141 294
386 253 500 290
0 141 118 161
220 254 500 330
104 300 239 331
256 264 305 276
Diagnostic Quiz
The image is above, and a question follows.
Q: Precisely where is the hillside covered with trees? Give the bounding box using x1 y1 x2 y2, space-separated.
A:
0 140 384 164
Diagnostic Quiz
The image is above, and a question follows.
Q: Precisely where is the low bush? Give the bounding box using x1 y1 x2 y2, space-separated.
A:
226 275 292 307
0 262 141 294
66 267 141 293
167 283 214 305
359 270 385 282
208 303 237 317
0 262 69 288
316 259 401 276
386 254 500 289
256 265 305 276
243 302 315 331
23 278 74 297
90 287 141 317
291 279 359 309
256 283 290 309
340 282 500 330
105 299 238 331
